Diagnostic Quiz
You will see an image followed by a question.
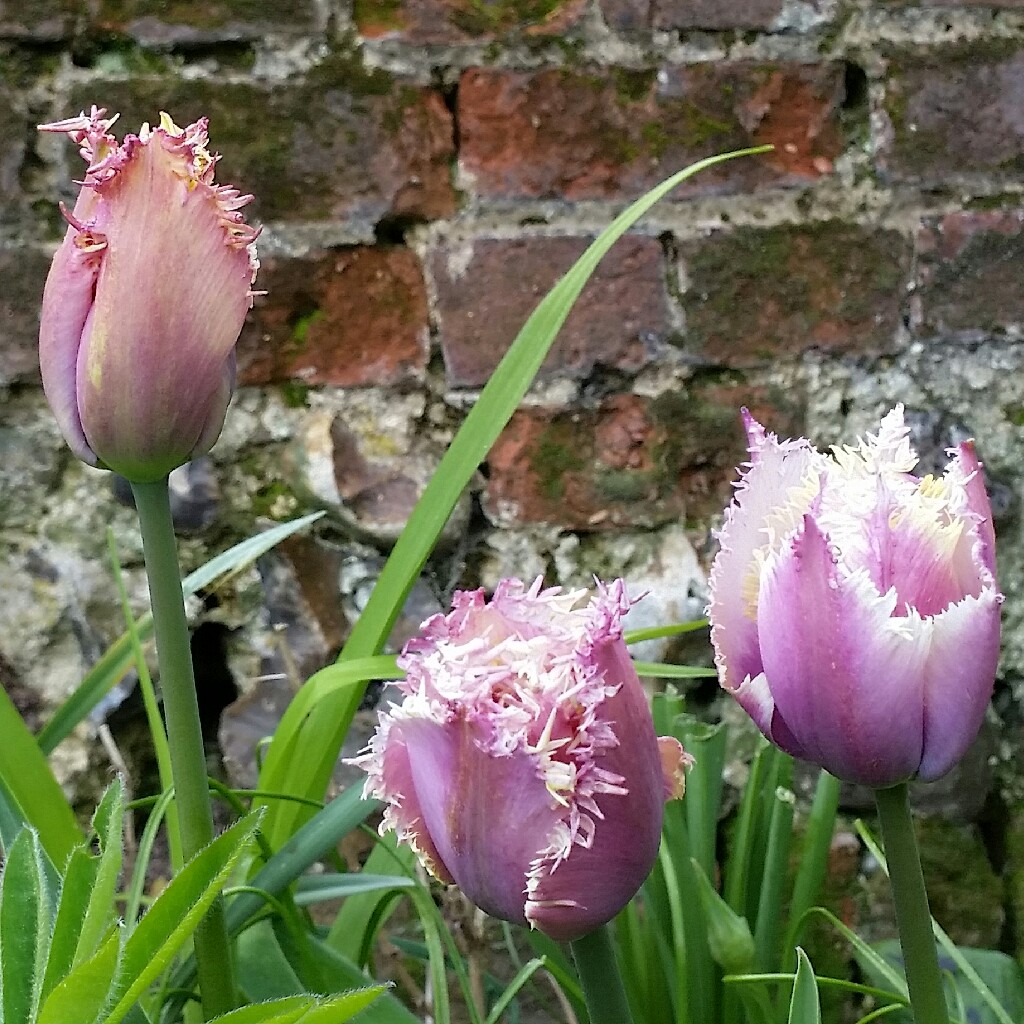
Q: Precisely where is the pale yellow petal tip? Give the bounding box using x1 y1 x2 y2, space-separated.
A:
158 111 182 134
658 736 694 801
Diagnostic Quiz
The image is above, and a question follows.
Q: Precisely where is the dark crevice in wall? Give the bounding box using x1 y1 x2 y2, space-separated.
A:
190 613 238 742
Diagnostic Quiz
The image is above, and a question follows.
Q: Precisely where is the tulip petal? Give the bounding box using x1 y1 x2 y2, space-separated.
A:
917 586 1001 781
951 440 998 581
526 634 668 940
398 714 564 927
757 515 930 787
709 415 824 736
38 226 102 467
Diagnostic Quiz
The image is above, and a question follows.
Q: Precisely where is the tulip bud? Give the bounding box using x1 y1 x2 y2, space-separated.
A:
690 859 755 974
709 405 1002 788
38 107 259 483
353 577 691 941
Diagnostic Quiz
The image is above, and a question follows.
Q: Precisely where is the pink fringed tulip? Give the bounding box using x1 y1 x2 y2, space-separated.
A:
38 107 259 483
709 406 1001 788
354 578 690 941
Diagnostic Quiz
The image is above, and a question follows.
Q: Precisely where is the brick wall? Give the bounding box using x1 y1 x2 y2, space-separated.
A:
6 0 1024 536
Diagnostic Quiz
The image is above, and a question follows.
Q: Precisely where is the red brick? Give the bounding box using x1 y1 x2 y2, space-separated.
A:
238 247 429 387
458 64 843 202
431 235 670 388
483 384 802 528
70 62 455 224
355 0 586 43
915 210 1024 336
0 247 53 386
91 0 323 43
681 222 912 366
879 43 1024 184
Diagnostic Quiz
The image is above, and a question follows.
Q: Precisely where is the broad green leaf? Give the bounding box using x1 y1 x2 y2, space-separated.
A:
237 919 419 1024
867 941 1024 1024
36 936 120 1024
787 949 822 1024
38 512 325 755
237 920 305 1001
104 812 263 1024
856 820 1013 1024
325 833 416 959
74 778 124 966
0 828 54 1024
0 684 80 868
258 147 772 849
39 845 100 1002
209 989 386 1024
273 918 421 1024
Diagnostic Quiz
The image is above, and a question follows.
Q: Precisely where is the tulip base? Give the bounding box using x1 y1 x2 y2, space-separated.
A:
569 925 635 1024
874 783 947 1024
132 478 237 1019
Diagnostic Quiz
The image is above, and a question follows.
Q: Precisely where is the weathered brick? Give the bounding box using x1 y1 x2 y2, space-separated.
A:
91 0 323 43
916 210 1024 336
0 247 52 386
0 67 46 231
879 43 1024 184
0 0 76 39
458 64 843 202
681 222 912 366
69 60 455 224
483 383 801 528
601 0 813 32
238 247 429 387
431 235 670 388
355 0 586 43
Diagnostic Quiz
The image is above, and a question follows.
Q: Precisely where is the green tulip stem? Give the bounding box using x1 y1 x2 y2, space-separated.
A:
569 925 636 1024
874 782 947 1024
132 478 237 1019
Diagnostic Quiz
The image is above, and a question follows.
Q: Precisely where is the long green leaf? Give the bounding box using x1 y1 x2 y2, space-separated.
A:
37 938 121 1024
74 779 124 966
258 147 773 849
0 829 53 1024
37 512 325 754
104 812 263 1024
39 845 100 1003
787 950 821 1024
0 684 80 868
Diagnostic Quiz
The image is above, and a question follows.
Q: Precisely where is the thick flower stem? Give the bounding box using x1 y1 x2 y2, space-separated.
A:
132 478 237 1020
874 783 947 1024
569 925 635 1024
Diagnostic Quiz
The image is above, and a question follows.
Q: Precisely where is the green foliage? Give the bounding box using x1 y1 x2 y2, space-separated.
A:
787 950 822 1024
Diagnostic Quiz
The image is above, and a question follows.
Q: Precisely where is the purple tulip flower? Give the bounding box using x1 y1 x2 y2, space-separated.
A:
38 107 259 483
709 406 1002 788
354 577 690 941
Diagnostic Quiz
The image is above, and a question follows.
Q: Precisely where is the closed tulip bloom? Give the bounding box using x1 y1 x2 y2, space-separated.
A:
38 106 259 483
354 577 690 941
709 405 1001 788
